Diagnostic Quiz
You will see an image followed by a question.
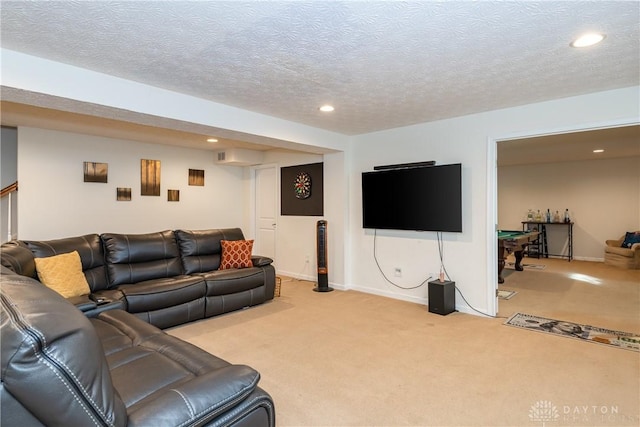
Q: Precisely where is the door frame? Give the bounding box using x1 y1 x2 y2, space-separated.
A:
486 117 638 316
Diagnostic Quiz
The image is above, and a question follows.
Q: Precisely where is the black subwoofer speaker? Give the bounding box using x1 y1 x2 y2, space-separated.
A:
428 280 455 315
314 220 333 292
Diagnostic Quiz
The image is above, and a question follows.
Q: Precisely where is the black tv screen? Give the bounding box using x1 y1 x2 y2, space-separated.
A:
362 163 462 232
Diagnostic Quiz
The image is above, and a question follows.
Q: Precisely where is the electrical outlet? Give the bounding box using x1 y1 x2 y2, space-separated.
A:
394 267 402 277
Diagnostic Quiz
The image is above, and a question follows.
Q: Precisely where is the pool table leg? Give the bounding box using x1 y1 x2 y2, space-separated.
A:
498 245 505 284
513 250 524 271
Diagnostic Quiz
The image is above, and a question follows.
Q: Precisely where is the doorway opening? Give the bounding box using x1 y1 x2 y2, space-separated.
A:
490 120 639 318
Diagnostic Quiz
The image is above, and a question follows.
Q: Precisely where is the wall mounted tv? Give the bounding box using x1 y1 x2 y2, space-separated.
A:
361 163 462 232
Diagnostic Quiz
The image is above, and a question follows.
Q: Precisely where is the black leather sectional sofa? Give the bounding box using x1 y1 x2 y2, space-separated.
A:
0 228 277 426
1 268 275 426
0 228 276 329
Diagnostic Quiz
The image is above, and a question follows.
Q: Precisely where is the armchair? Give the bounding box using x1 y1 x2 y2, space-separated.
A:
604 231 640 269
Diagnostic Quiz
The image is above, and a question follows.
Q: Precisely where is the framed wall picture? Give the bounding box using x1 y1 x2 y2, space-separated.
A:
168 189 180 202
281 162 323 216
188 169 205 186
141 159 161 196
116 187 132 201
83 162 108 183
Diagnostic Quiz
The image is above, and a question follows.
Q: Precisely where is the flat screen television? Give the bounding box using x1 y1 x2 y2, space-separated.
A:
361 163 462 232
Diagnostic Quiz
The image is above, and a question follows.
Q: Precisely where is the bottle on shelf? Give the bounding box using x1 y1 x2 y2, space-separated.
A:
553 210 561 223
546 209 551 223
527 209 534 222
535 209 542 222
564 209 570 223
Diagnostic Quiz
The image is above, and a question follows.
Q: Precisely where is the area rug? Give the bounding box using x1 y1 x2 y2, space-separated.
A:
497 290 517 300
505 313 639 352
505 262 546 270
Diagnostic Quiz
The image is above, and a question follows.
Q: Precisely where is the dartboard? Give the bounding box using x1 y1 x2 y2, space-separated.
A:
294 172 312 199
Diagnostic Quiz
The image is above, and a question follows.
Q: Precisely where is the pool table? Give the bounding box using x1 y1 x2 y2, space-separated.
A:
497 230 541 284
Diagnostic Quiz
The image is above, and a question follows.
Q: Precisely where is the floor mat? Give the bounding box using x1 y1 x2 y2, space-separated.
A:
505 262 546 270
504 312 639 352
498 290 517 300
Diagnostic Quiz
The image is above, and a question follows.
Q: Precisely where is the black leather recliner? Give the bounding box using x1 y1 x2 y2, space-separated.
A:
175 229 276 317
101 230 208 328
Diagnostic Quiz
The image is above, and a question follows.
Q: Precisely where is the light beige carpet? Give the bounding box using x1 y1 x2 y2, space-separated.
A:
169 260 640 426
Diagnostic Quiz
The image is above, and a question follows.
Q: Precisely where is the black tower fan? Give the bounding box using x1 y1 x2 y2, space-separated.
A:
314 220 333 292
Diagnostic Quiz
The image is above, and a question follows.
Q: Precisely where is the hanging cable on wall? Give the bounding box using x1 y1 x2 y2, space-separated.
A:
373 229 433 290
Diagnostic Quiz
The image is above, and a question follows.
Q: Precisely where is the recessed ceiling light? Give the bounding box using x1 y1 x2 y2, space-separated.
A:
207 138 218 143
571 33 605 48
593 149 604 153
319 105 335 112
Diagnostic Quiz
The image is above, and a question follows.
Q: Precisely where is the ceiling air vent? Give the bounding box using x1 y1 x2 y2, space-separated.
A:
214 148 264 166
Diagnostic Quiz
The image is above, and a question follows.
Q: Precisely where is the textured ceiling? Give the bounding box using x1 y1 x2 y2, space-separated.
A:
1 0 638 137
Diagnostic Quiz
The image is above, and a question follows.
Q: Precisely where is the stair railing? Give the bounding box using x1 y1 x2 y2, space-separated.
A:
1 181 18 242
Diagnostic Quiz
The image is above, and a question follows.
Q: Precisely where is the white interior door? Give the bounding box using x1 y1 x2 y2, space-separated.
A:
254 166 277 265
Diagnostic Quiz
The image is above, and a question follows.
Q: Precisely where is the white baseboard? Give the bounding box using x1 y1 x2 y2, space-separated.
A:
278 272 494 317
276 269 315 282
573 256 604 262
276 270 347 291
542 255 605 262
345 283 428 305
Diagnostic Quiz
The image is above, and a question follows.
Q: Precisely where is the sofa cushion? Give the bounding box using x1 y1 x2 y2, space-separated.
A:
0 273 127 426
34 251 91 298
220 239 254 270
25 234 109 291
102 230 182 286
175 228 246 274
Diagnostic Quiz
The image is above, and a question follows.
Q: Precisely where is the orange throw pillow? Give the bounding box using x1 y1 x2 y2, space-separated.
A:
220 240 254 270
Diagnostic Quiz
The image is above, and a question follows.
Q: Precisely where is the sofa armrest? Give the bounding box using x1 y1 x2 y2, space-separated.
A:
0 241 37 278
66 295 98 312
126 365 261 426
605 239 623 247
631 243 640 252
251 256 273 267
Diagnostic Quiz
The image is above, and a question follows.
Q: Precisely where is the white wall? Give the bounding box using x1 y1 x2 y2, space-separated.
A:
348 86 639 315
349 118 487 310
14 128 348 288
17 127 246 239
259 150 327 282
498 157 640 261
266 150 347 289
323 151 347 289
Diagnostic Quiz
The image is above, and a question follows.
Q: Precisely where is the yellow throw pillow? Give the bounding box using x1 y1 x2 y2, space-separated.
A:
34 251 91 298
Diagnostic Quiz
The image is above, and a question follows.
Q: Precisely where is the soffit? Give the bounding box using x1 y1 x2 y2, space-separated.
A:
497 125 640 166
